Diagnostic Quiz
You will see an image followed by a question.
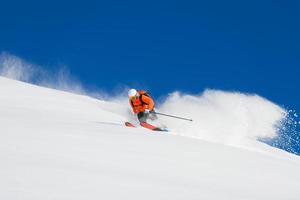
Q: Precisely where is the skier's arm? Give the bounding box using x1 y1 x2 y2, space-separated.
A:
141 95 155 111
129 100 138 113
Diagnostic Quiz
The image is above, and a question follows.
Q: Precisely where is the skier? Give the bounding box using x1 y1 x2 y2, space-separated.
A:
128 88 158 124
126 89 191 131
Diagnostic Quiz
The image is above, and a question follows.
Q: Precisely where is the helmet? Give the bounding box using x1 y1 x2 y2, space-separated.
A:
128 89 138 98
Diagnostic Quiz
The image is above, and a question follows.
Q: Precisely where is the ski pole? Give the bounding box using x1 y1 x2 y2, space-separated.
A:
153 112 193 122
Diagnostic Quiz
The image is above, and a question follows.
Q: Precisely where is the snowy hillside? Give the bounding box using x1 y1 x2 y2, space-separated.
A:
1 76 300 200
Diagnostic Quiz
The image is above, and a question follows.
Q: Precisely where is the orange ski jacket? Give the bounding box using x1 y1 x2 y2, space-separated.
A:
129 91 155 114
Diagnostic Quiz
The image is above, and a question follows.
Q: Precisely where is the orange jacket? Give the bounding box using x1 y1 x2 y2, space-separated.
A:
129 91 155 114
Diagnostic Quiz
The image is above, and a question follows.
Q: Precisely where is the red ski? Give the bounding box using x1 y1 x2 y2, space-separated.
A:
125 122 136 127
125 122 168 132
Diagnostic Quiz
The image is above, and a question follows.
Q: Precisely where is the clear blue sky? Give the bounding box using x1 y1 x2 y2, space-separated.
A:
1 1 300 142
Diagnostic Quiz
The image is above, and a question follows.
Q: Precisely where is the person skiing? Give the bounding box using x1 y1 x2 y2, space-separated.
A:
128 89 157 124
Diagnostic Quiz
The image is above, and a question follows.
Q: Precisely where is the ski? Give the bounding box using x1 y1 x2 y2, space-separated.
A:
125 122 135 127
125 122 168 132
140 122 164 131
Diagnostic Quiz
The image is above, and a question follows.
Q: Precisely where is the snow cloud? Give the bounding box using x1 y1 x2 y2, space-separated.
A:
157 90 287 147
0 52 85 94
0 52 36 82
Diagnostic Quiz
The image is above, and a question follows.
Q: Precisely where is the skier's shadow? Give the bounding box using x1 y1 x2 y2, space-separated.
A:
93 121 125 127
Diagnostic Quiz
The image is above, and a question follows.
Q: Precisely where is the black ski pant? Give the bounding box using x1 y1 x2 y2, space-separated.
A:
137 112 157 123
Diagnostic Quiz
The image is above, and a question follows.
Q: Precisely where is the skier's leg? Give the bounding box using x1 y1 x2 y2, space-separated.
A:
148 112 158 121
137 112 148 123
138 112 167 131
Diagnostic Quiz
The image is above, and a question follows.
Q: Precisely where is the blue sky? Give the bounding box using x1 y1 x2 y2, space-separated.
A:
1 0 300 108
1 1 299 104
1 1 300 151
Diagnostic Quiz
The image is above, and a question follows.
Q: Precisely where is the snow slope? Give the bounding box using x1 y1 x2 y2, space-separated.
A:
1 76 300 200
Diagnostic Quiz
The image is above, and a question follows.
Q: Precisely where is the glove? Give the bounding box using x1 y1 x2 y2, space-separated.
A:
144 109 150 114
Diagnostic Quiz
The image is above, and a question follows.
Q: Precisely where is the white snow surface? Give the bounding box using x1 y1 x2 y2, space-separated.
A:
1 76 300 200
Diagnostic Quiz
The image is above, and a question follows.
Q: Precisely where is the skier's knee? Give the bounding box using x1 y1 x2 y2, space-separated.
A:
137 112 147 123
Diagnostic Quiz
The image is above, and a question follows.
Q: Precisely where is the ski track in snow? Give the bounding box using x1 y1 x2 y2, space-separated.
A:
1 76 300 200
